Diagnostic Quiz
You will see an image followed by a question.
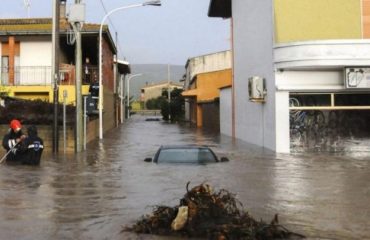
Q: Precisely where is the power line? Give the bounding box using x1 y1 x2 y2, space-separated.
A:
98 0 117 32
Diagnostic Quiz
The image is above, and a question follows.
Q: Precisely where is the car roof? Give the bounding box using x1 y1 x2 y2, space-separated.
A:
159 145 211 150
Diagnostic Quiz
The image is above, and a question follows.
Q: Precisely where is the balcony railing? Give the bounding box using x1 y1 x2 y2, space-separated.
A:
0 65 98 86
1 66 51 86
82 65 98 85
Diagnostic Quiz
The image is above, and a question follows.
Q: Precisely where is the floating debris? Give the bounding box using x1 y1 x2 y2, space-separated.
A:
124 182 305 239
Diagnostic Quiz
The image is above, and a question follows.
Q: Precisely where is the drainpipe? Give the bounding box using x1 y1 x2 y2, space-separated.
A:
231 17 236 140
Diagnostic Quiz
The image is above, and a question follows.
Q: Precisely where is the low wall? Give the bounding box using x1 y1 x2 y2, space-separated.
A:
133 109 161 116
0 119 100 155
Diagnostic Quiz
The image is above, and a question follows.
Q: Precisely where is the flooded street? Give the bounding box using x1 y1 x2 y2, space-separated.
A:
0 115 369 240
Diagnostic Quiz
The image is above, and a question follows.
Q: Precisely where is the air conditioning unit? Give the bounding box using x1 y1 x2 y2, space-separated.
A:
248 76 266 102
344 67 370 89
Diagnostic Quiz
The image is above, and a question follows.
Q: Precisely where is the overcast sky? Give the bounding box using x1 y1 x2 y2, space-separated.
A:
1 0 230 66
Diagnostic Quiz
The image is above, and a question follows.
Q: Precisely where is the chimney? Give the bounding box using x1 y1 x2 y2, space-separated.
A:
60 0 67 19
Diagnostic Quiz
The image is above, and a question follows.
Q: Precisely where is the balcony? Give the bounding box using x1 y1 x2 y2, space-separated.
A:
0 65 98 86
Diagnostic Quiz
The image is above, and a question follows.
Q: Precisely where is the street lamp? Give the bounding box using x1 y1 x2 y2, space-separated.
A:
126 73 143 119
98 0 161 139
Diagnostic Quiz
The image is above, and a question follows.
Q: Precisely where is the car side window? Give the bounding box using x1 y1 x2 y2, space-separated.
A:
198 149 216 163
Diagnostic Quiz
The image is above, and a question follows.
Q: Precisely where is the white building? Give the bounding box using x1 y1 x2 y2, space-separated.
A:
209 0 370 153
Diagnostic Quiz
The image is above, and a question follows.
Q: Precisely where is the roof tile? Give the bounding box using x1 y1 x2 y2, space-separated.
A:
0 18 107 33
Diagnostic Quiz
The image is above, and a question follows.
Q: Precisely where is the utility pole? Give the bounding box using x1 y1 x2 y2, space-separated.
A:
70 0 85 152
52 0 60 153
74 0 83 152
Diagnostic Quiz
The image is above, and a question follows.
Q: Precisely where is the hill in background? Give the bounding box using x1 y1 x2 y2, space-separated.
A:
129 64 185 100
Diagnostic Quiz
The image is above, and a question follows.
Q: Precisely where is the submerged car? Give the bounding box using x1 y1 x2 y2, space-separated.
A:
144 145 229 164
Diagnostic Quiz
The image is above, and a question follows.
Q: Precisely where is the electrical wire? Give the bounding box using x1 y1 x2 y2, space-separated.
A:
98 0 117 32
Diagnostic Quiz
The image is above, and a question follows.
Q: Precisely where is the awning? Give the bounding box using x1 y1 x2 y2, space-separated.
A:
115 59 131 75
208 0 231 18
182 89 198 97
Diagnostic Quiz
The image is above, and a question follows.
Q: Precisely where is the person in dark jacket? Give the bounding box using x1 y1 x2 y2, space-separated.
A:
20 125 44 165
2 119 26 163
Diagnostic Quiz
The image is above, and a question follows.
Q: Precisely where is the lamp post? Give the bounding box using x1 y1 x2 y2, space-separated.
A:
98 0 161 139
126 73 143 119
167 64 171 121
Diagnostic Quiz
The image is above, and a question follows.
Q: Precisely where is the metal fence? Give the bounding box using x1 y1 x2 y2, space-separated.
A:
0 65 98 86
0 66 52 86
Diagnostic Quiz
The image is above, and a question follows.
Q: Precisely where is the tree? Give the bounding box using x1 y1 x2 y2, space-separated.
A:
146 96 167 110
168 88 185 122
145 88 185 121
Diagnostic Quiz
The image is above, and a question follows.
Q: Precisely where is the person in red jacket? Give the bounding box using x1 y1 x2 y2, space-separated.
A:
2 119 26 162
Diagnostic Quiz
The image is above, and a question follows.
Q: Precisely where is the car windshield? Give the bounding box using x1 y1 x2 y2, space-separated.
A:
156 148 217 163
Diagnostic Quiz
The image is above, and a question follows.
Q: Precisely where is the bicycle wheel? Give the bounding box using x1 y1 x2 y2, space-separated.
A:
315 111 326 127
289 97 300 107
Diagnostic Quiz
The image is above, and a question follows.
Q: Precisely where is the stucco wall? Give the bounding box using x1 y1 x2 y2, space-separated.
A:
274 0 362 43
2 85 90 104
185 51 232 84
275 91 289 153
184 51 232 122
233 0 276 151
142 83 181 103
364 0 370 38
196 69 232 102
143 86 164 102
220 87 232 136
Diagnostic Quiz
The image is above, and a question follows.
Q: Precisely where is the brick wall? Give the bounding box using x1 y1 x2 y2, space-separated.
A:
102 38 115 92
0 119 101 156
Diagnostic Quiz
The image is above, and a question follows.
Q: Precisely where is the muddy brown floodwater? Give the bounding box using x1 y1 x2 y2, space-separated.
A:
0 115 369 240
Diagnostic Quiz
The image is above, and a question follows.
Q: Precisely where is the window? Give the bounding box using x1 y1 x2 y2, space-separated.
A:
1 56 9 85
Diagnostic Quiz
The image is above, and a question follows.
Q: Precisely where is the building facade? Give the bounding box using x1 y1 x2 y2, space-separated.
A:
141 81 183 107
0 13 129 135
209 0 370 153
182 51 232 131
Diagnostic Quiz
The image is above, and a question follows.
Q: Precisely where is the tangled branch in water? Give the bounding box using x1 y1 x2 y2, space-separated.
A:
124 182 305 239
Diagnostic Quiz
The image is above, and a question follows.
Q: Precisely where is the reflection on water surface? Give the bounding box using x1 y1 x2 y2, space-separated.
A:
0 115 369 239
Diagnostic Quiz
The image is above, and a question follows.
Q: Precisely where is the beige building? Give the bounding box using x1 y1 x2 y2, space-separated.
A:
140 81 183 107
182 51 232 132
